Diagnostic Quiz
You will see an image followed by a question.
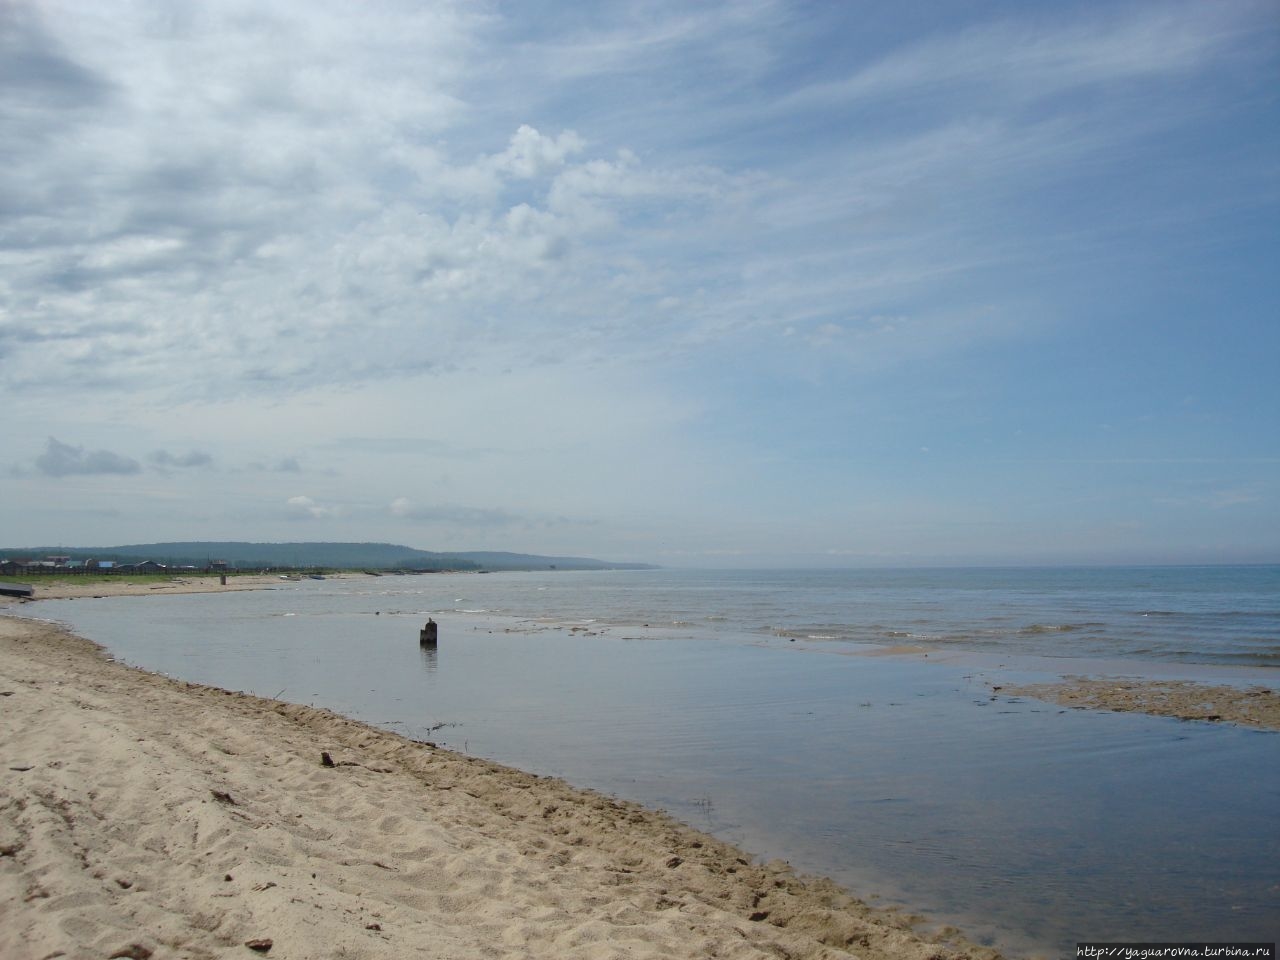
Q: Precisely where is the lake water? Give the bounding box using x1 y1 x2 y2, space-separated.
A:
19 566 1280 955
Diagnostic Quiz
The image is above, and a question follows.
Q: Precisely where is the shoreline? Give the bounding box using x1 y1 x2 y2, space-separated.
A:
0 613 1002 960
0 572 370 602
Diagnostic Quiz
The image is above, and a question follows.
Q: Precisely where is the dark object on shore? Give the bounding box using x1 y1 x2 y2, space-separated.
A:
420 618 438 647
0 581 33 598
321 751 335 767
245 938 273 952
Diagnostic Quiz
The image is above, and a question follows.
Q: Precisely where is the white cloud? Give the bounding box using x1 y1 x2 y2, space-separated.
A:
10 0 1248 412
286 495 339 520
0 28 738 401
488 124 586 180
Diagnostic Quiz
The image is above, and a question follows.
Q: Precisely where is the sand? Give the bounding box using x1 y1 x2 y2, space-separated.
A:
1006 677 1280 731
2 574 347 603
0 609 1002 960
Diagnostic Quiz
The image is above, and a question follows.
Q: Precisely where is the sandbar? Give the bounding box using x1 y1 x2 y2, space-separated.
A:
1006 678 1280 731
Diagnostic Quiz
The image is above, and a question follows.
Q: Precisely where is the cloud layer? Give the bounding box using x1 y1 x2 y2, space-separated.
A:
1 0 1276 563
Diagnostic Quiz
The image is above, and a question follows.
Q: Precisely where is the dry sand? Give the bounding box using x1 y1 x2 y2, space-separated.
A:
0 610 1002 960
1006 678 1280 731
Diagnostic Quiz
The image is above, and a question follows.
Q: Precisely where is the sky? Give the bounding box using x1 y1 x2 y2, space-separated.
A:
2 0 1278 567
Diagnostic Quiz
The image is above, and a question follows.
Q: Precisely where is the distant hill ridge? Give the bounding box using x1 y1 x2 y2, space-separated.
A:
1 541 655 572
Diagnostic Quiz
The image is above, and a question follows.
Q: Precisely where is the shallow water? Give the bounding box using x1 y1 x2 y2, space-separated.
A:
20 569 1280 955
326 565 1280 667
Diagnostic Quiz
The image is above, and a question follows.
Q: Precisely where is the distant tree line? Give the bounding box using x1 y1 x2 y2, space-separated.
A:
0 541 654 573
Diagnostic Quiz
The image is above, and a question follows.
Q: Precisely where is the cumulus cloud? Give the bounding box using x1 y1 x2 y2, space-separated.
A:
34 437 141 477
0 1 756 404
3 0 1266 410
488 124 586 180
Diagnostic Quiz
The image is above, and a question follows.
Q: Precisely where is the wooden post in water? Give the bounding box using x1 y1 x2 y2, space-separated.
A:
420 618 438 647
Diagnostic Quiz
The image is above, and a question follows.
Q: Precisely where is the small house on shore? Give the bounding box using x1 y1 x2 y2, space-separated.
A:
120 560 166 573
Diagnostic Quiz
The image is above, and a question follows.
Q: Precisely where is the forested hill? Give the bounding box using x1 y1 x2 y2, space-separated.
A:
2 542 656 572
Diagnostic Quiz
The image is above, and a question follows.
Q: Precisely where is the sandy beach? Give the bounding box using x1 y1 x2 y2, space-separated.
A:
1 574 346 602
0 599 1001 960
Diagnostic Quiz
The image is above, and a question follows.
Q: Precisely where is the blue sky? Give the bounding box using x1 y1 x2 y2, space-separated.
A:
2 0 1277 566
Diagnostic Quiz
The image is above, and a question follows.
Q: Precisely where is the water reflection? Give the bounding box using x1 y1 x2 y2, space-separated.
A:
419 643 438 672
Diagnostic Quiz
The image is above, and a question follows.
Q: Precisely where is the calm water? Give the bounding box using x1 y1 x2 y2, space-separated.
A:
19 566 1280 956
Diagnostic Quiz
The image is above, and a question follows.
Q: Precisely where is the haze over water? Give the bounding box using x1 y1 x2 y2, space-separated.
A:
24 566 1280 955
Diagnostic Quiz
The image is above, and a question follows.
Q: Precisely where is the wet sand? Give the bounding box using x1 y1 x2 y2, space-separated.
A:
0 611 1001 960
1005 677 1280 731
